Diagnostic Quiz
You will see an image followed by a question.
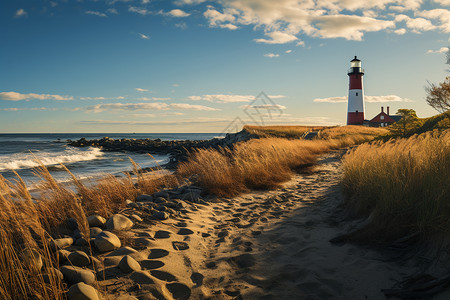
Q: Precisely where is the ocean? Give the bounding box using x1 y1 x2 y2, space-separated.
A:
0 133 224 187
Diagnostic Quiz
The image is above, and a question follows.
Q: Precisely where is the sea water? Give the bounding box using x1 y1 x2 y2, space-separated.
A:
0 133 223 187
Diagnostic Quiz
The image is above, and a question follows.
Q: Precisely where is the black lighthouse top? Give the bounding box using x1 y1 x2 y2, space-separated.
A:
348 56 364 75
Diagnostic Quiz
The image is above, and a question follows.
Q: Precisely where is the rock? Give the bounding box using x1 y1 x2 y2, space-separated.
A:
155 205 167 212
181 191 201 202
73 229 82 240
136 194 153 202
43 268 64 284
126 199 134 205
68 282 99 300
177 228 194 235
75 238 89 247
57 249 71 263
94 231 121 252
106 214 133 231
87 215 106 228
60 266 95 285
130 214 143 222
67 218 79 230
153 191 169 199
154 230 171 239
22 248 43 270
153 197 167 204
68 251 91 267
51 237 74 250
152 211 169 220
89 227 102 237
118 255 141 273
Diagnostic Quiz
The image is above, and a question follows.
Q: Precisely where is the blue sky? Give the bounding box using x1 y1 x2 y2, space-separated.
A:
0 0 449 133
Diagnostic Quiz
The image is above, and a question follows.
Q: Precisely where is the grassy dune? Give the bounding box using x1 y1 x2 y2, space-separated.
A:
244 125 329 139
178 126 387 196
342 129 450 243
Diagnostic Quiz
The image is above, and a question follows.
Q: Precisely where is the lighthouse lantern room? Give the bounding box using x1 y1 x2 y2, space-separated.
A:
347 56 365 125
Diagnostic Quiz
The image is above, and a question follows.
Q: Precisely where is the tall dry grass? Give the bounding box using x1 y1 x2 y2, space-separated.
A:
342 129 450 243
178 126 386 196
244 125 329 139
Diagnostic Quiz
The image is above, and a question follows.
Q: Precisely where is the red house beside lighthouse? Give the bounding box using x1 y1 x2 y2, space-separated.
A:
347 56 365 125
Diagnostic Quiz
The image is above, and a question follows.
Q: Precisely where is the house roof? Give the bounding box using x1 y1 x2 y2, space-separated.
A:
369 111 396 123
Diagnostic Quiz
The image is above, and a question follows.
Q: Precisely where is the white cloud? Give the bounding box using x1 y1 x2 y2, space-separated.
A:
264 53 280 58
255 31 298 44
138 33 150 39
394 28 406 34
204 7 237 30
85 11 107 17
136 88 150 92
167 9 190 17
395 14 435 32
0 91 73 101
175 22 188 29
432 0 450 5
106 8 118 14
80 117 227 126
0 107 55 111
313 95 413 103
81 102 219 113
79 96 125 100
427 47 449 54
129 6 149 15
188 94 254 103
138 97 171 101
240 104 286 109
416 9 450 32
15 9 27 18
174 0 207 4
173 83 180 87
285 50 292 53
142 0 150 3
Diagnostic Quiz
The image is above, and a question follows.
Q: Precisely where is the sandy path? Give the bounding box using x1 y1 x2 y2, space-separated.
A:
98 150 448 299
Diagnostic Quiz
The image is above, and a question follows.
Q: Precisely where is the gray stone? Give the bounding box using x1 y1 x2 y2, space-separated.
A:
60 266 95 285
89 227 102 237
94 231 121 252
153 197 167 204
51 237 74 250
57 249 71 263
68 282 99 300
107 246 143 261
106 214 133 231
130 214 143 222
75 238 89 247
136 194 153 202
87 215 106 228
68 251 91 267
43 267 64 284
118 255 141 273
22 248 43 270
152 211 169 220
153 191 169 199
155 205 167 212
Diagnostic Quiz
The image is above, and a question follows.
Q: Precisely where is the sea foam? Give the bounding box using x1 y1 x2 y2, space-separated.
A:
0 147 103 171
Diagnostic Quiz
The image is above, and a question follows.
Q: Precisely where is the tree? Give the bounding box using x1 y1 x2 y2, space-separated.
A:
390 109 421 137
425 47 450 113
425 77 450 113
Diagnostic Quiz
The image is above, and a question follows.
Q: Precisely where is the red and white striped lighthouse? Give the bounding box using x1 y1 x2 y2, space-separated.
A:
347 56 365 125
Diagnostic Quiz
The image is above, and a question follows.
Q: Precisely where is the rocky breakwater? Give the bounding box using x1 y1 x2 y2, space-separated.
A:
67 130 259 164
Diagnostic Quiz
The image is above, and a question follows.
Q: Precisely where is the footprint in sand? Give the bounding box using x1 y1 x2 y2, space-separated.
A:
177 228 194 235
172 241 189 250
154 230 171 239
148 249 169 259
141 260 165 269
150 270 177 282
191 272 204 287
166 282 191 300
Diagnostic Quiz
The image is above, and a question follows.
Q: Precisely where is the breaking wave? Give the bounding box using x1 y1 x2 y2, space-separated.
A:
0 147 104 171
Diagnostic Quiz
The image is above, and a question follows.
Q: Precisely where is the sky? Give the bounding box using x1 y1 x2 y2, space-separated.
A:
0 0 449 133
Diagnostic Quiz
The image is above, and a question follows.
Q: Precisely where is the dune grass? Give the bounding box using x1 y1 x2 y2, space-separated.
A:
178 126 387 196
244 125 329 139
342 129 450 243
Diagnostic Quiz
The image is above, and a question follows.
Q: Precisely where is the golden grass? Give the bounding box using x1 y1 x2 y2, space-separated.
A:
178 125 386 196
342 129 450 243
244 125 329 139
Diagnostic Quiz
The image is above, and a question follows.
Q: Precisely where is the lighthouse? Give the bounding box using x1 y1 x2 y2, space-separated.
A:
347 56 365 125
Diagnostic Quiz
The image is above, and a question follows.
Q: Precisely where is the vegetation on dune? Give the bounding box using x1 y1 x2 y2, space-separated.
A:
342 129 450 244
243 125 329 139
178 126 387 196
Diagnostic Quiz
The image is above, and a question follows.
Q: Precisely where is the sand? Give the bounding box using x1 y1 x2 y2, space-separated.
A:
94 150 450 299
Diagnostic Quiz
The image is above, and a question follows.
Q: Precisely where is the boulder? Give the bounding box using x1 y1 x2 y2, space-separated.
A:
87 215 106 228
57 249 71 263
153 197 167 204
153 191 169 199
43 268 64 284
106 214 133 231
68 251 91 267
118 255 141 273
130 214 143 222
94 231 121 252
51 237 74 250
152 211 169 220
60 266 95 285
68 282 99 300
136 194 153 202
75 238 89 247
89 227 102 237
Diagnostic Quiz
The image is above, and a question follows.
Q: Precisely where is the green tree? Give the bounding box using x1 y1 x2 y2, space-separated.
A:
425 47 450 113
390 109 421 137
